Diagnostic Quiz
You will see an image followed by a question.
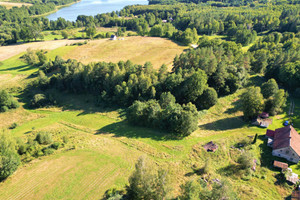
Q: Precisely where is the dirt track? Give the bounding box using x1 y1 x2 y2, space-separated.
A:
0 40 85 61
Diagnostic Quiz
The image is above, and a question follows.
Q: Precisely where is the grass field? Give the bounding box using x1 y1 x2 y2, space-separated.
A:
0 38 297 199
0 39 85 61
60 36 188 69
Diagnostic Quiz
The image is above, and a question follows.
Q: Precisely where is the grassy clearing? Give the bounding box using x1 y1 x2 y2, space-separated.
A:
61 36 188 69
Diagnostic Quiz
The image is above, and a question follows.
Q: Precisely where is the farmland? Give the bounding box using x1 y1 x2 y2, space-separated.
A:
0 46 297 198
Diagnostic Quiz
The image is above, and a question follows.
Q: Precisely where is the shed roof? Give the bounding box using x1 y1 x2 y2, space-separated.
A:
273 160 288 170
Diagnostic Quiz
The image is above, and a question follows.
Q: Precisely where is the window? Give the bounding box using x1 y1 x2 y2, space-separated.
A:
278 154 281 156
280 150 282 152
286 150 290 154
293 153 295 156
291 158 293 161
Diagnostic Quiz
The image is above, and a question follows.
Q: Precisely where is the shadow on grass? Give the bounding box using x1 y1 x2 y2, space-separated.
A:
217 164 241 177
224 97 243 114
199 116 245 131
96 120 175 141
0 64 33 72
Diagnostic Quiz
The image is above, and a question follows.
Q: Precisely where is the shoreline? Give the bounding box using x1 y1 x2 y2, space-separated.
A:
33 0 81 19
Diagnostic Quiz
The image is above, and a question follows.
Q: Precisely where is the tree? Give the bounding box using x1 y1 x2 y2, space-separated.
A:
128 156 171 200
261 78 278 99
61 30 69 39
241 87 264 120
85 25 97 39
177 69 207 104
159 92 176 109
0 133 21 181
194 87 218 110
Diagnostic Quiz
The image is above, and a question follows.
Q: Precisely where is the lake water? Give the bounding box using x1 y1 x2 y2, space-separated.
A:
47 0 148 22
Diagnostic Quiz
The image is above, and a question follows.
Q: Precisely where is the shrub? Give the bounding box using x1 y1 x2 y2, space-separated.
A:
9 122 18 129
31 93 51 108
42 148 55 155
62 136 69 143
18 144 27 155
51 142 61 150
0 90 20 112
238 152 254 169
35 132 53 145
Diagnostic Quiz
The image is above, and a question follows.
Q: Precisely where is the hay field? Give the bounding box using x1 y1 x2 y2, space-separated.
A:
0 39 85 61
62 36 187 69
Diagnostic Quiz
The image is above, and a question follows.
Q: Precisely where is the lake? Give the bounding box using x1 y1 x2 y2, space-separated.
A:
47 0 148 22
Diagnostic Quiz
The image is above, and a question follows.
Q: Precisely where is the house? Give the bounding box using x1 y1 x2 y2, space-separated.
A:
266 125 300 163
162 20 168 23
110 35 117 40
252 117 272 128
273 160 288 170
203 141 218 152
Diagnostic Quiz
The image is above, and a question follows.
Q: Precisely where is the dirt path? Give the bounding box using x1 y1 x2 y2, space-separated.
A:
0 39 85 61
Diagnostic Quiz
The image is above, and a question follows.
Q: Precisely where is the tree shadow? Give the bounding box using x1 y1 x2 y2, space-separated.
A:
0 64 32 72
224 97 242 114
96 120 175 141
199 116 246 131
217 164 241 177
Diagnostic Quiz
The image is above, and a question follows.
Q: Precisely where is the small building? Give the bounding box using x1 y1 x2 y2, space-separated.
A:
267 125 300 163
273 160 288 170
259 112 269 119
252 117 272 128
110 35 117 40
203 141 218 152
286 168 299 185
162 20 168 23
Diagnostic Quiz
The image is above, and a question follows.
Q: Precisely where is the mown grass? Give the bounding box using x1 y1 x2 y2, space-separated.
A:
61 36 188 69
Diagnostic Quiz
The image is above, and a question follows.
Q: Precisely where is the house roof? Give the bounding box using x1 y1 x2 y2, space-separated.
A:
273 160 288 170
273 126 300 155
266 129 276 138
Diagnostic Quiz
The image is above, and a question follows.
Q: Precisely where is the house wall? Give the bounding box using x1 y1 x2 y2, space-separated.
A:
272 147 300 163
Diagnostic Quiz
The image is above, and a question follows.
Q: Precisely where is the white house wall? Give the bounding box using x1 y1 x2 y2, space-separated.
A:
272 147 300 163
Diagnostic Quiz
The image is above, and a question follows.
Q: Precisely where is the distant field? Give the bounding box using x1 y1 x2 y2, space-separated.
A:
0 1 31 9
61 36 188 69
0 39 85 61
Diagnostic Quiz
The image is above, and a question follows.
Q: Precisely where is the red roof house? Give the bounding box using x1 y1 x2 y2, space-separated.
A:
270 126 300 163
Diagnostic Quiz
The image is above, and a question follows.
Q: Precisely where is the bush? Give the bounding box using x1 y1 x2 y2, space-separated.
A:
62 136 69 143
42 148 55 155
31 93 51 108
35 132 53 145
0 90 20 112
9 122 18 129
238 152 254 170
51 142 61 150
